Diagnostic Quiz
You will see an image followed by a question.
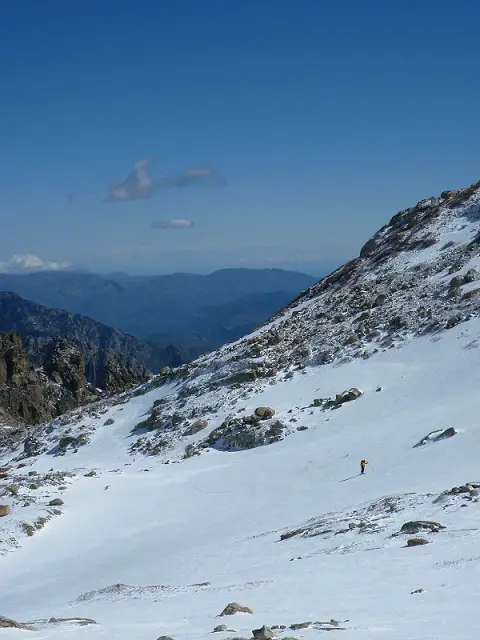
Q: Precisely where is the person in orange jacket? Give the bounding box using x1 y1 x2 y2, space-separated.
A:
360 459 368 474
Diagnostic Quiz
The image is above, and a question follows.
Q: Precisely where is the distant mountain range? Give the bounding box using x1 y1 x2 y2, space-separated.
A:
0 292 183 388
0 268 317 358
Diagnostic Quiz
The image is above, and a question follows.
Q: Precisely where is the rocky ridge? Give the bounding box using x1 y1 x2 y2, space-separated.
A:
0 331 149 433
4 179 480 463
91 179 480 458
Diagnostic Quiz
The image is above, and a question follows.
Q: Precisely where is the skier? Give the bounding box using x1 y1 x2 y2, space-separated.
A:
360 459 368 474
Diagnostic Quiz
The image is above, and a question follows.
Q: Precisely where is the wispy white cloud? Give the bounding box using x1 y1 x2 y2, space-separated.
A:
151 219 195 229
106 158 225 203
0 254 72 274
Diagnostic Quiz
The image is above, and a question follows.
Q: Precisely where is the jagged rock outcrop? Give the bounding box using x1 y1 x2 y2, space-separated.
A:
43 339 89 397
99 355 150 394
0 332 97 427
0 332 30 386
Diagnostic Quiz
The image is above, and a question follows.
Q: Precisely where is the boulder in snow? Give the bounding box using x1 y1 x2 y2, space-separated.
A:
183 419 209 436
280 528 306 541
290 622 312 630
254 407 276 420
47 617 96 626
335 388 362 404
0 615 37 631
0 504 10 516
406 538 430 547
373 293 388 307
253 625 274 640
400 521 445 535
6 484 19 496
414 427 456 447
220 602 253 616
465 268 480 283
434 427 456 441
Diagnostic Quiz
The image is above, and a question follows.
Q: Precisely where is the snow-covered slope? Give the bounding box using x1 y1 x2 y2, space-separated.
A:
1 180 480 639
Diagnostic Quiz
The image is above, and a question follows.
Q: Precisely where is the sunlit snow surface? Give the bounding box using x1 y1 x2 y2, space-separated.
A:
2 318 480 639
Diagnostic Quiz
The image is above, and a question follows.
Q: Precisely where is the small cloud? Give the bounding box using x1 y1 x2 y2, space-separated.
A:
105 158 225 203
107 157 157 202
0 254 72 274
151 219 195 230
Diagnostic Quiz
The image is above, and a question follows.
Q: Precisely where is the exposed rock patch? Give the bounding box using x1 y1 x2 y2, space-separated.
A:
399 521 445 535
252 625 274 640
254 407 276 420
414 427 456 447
220 603 254 616
0 615 37 631
406 538 430 547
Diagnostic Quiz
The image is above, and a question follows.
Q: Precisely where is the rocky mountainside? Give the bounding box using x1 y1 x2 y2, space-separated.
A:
234 180 480 370
0 292 184 388
1 179 480 640
62 178 480 459
0 268 317 357
0 327 159 435
0 178 477 460
0 332 99 430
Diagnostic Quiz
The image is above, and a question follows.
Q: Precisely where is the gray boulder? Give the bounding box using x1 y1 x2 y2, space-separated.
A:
184 419 209 436
220 602 253 616
252 626 274 640
400 521 445 534
335 388 362 404
434 427 456 441
407 538 430 547
465 268 480 283
414 427 456 447
254 407 276 420
373 293 387 307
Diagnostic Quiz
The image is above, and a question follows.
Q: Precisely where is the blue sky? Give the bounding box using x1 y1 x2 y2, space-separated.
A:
1 0 479 276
